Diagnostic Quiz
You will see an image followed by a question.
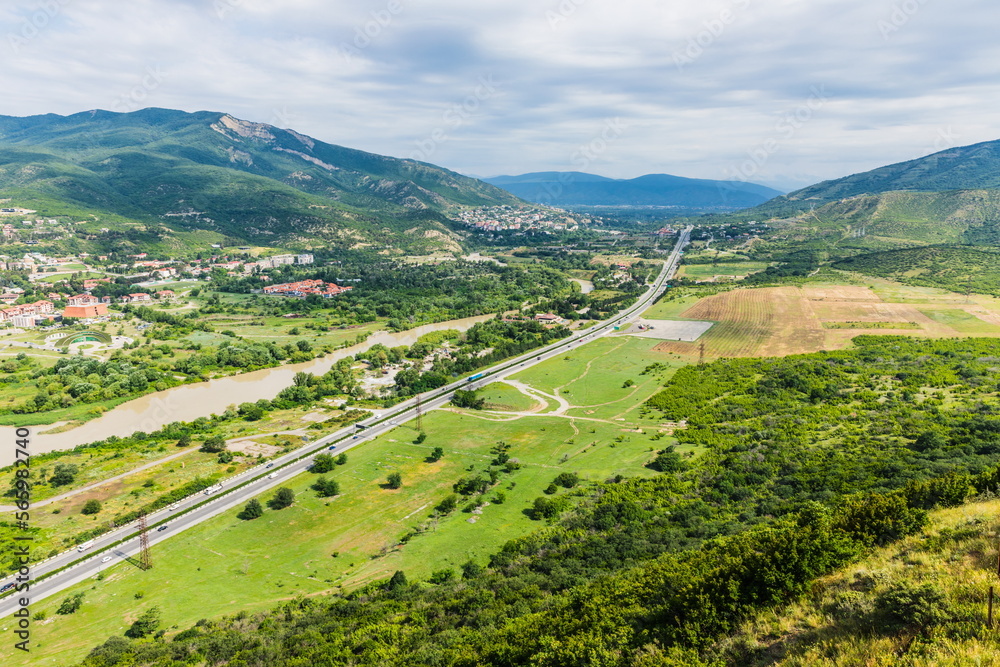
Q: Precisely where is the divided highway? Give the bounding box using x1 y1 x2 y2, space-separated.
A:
0 226 691 616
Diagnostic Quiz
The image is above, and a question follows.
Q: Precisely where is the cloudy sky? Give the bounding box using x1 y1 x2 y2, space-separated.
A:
1 0 996 190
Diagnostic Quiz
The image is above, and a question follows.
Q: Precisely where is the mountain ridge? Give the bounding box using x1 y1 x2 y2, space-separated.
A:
0 108 526 251
484 170 783 210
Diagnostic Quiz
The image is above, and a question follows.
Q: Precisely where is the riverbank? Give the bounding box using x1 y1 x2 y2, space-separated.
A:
0 314 494 466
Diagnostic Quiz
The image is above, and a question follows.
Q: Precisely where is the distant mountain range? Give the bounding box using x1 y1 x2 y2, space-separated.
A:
483 171 784 211
0 108 523 252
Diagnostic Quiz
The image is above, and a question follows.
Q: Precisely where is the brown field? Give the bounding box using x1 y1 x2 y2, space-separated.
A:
648 283 1000 359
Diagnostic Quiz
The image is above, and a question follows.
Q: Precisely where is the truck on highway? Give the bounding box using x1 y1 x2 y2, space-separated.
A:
467 373 485 382
77 540 95 552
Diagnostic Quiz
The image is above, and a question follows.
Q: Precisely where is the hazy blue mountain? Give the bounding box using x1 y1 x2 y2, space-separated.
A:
484 171 784 210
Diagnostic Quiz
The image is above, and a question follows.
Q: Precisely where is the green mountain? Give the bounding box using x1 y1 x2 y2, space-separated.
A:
728 140 1000 254
0 108 524 251
781 138 1000 206
485 171 783 210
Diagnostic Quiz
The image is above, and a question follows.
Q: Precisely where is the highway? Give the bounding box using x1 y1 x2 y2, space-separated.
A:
0 226 690 616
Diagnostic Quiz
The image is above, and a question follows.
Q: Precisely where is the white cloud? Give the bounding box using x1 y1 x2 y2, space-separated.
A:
0 0 997 190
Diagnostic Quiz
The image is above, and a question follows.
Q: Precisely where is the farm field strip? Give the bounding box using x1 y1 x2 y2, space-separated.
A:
647 281 1000 359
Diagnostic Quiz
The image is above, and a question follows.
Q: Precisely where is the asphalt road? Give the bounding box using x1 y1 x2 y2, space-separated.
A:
0 226 690 617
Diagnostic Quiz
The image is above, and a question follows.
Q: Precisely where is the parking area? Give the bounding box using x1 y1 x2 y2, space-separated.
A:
623 318 714 342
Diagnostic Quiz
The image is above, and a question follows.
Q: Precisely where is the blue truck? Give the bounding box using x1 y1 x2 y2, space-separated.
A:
467 373 484 382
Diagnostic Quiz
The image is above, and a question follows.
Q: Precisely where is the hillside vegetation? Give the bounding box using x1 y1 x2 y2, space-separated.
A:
0 108 524 251
707 498 1000 666
55 334 1000 666
834 246 1000 297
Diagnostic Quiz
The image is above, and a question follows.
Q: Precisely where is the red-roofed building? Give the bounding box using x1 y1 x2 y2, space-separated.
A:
63 303 108 319
68 294 99 306
263 279 353 298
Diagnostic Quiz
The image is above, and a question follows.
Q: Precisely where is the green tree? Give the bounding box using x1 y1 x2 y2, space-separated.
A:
553 472 580 488
56 592 84 615
312 477 341 498
50 463 79 487
125 606 161 638
176 433 191 447
647 447 684 473
429 569 455 584
81 499 102 515
335 453 348 466
461 560 483 579
428 446 444 462
387 570 407 591
452 389 486 410
310 453 336 473
436 494 458 514
200 435 226 453
386 472 402 489
414 432 427 444
269 487 295 509
237 498 264 520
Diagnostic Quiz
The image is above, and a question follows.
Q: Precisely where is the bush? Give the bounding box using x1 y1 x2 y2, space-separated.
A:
647 447 684 473
310 453 336 473
57 592 84 615
125 606 161 638
200 435 226 453
530 496 568 520
335 453 348 465
312 477 340 498
81 499 102 515
237 498 263 520
874 581 951 630
429 569 455 584
386 472 402 489
436 494 458 514
50 463 79 486
269 487 295 509
553 472 580 488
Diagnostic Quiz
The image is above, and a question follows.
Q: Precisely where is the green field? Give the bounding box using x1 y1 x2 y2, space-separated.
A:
1 336 686 666
918 307 1000 334
639 293 705 319
677 262 768 279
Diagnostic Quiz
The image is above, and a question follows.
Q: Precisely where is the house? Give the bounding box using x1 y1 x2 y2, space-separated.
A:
534 313 562 324
120 293 153 303
68 294 99 307
155 290 175 299
83 278 111 291
263 279 352 298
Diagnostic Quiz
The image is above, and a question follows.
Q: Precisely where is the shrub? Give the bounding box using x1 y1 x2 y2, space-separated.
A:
57 592 84 615
237 498 263 520
81 499 102 515
269 487 295 509
874 581 951 630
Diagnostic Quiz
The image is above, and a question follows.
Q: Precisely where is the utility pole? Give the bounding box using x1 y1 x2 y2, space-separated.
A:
138 512 152 571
